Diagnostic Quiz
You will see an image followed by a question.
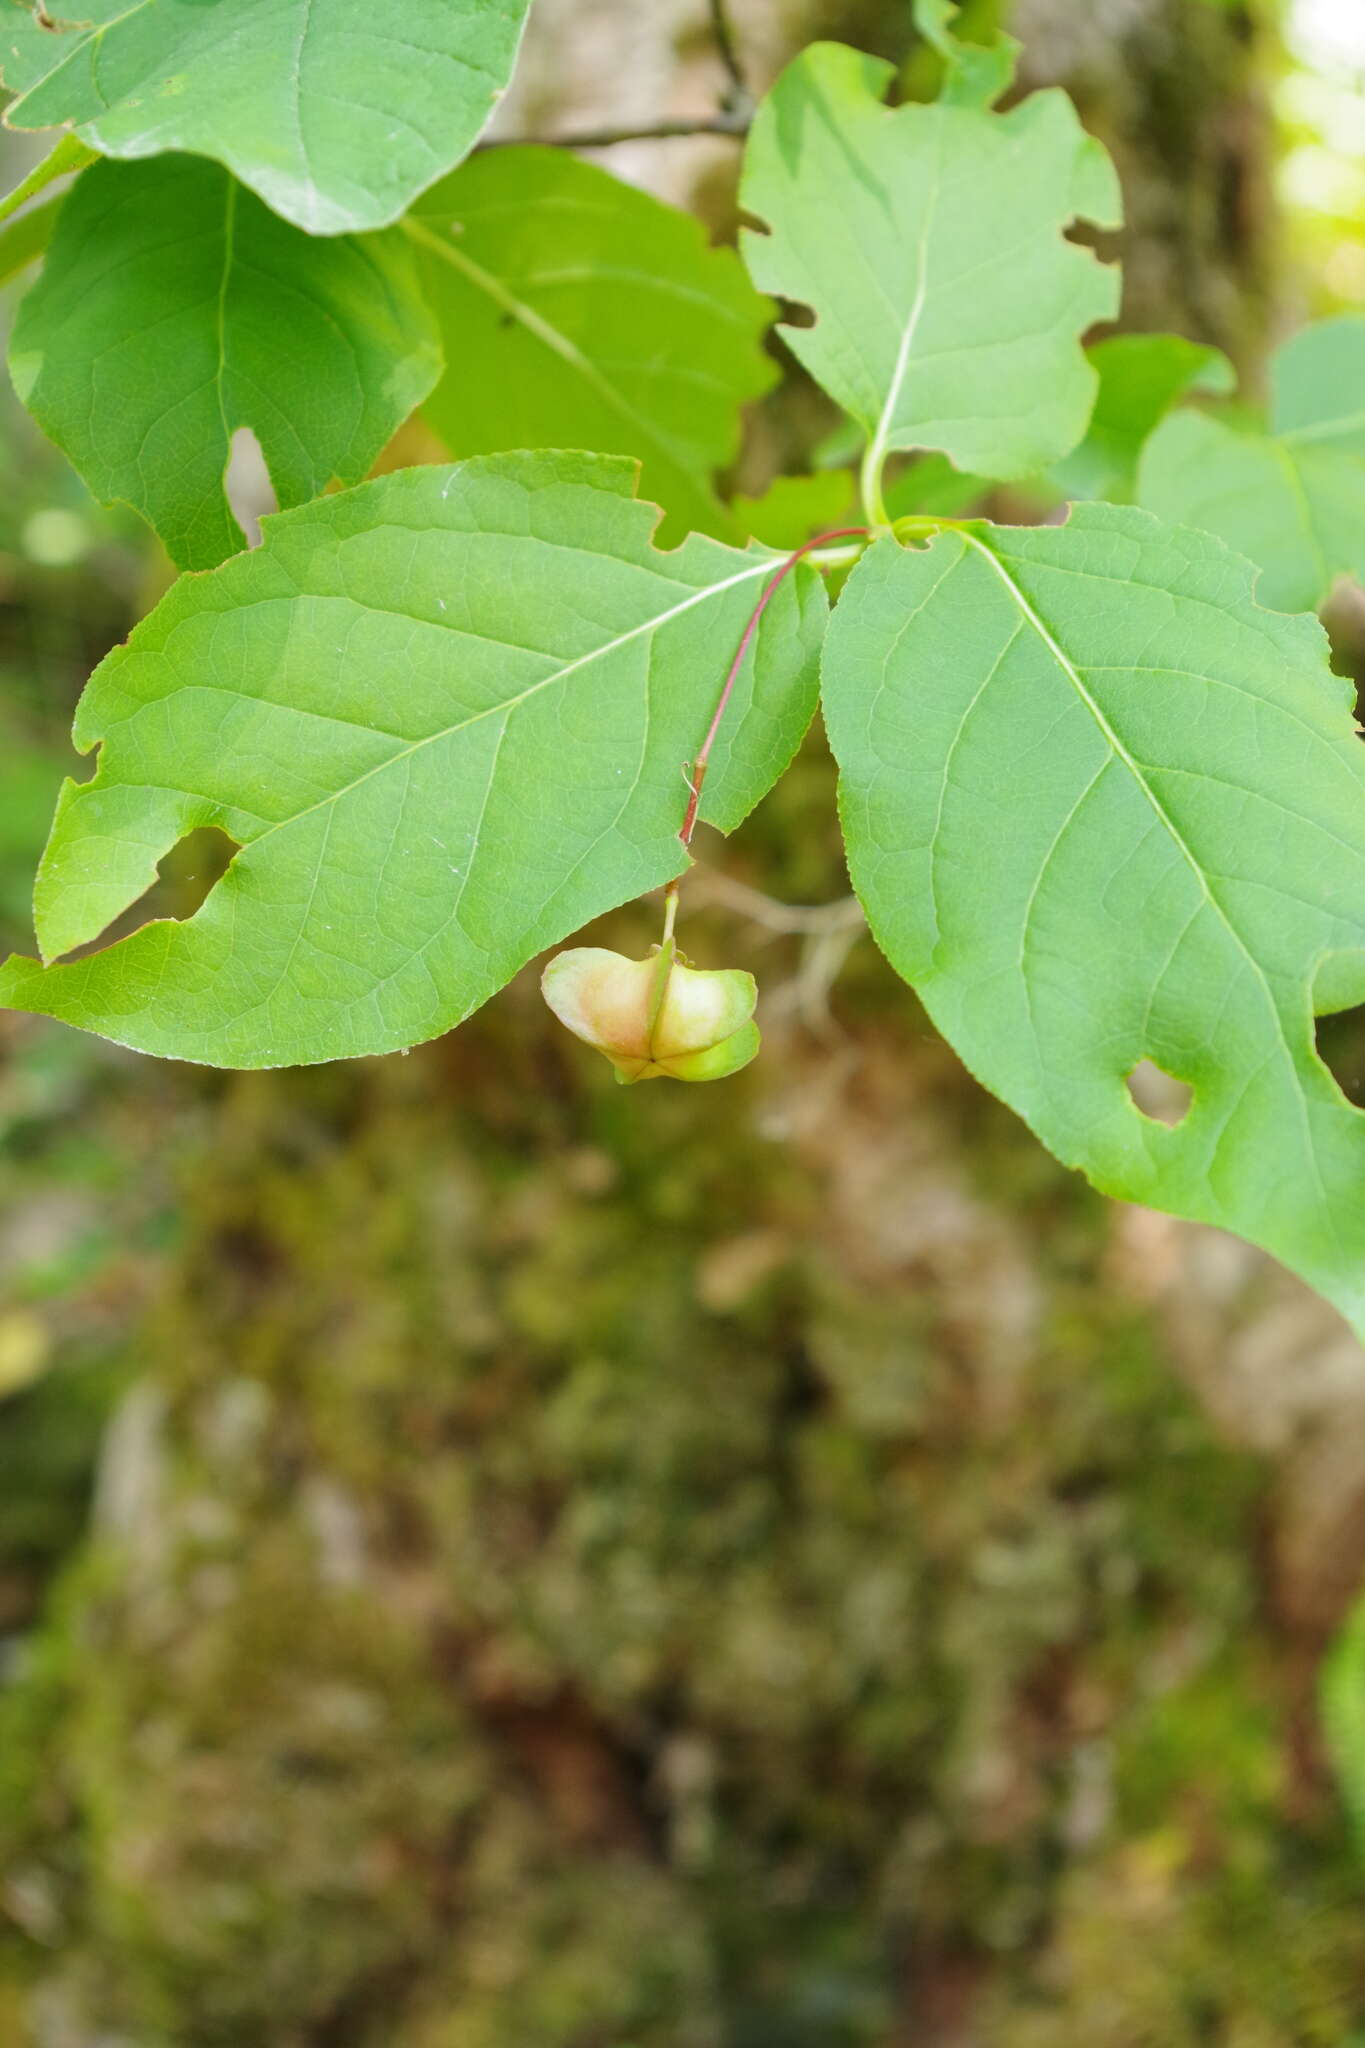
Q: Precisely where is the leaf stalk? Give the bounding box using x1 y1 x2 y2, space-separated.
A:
661 525 870 950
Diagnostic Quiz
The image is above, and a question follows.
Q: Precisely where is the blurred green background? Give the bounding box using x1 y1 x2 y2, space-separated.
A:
3 2 1365 2043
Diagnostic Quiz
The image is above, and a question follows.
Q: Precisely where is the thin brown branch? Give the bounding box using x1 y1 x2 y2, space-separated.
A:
479 113 749 152
706 0 750 103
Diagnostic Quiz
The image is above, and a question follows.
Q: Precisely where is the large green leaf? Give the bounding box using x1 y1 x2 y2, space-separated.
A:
823 505 1365 1335
1048 333 1233 503
407 148 775 544
0 453 827 1069
10 156 441 571
1138 316 1365 612
738 42 1121 506
0 0 532 235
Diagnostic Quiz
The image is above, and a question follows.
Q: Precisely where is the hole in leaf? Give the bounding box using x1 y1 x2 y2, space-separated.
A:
1125 1059 1194 1128
65 826 239 960
1321 582 1365 725
1313 953 1365 1110
224 427 275 549
1316 1007 1365 1110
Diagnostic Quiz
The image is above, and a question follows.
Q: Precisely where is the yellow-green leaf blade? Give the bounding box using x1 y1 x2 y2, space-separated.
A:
0 132 95 225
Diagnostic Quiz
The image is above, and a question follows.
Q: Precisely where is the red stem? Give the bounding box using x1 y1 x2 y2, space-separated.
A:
679 526 868 848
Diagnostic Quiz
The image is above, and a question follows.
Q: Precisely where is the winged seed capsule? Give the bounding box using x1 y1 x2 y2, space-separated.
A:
541 942 759 1084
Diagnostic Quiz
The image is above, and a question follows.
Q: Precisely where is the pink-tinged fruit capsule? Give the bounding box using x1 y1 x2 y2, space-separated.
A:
541 941 759 1084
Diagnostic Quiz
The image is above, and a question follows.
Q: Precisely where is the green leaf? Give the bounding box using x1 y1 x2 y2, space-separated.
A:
0 453 827 1070
912 0 1019 109
10 156 442 571
739 42 1120 508
883 453 990 521
1049 333 1234 503
1137 413 1365 615
0 129 92 286
407 148 775 545
1274 314 1365 458
0 193 61 288
823 505 1365 1336
1137 316 1365 612
0 132 95 226
0 0 532 235
732 471 856 549
809 413 866 472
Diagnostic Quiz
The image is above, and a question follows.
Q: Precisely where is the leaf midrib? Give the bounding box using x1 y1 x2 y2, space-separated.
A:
862 112 945 493
233 554 775 853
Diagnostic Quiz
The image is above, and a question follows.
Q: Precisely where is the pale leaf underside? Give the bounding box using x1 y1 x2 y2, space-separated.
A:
739 41 1121 485
823 505 1365 1333
0 455 827 1068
